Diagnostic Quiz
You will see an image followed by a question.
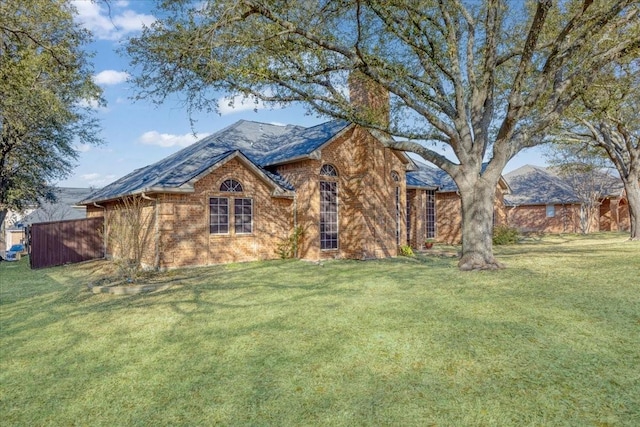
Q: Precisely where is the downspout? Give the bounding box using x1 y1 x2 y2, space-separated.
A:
141 193 160 270
293 193 298 258
93 202 107 259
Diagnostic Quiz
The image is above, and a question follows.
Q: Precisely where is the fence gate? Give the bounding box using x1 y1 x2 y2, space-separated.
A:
28 217 104 269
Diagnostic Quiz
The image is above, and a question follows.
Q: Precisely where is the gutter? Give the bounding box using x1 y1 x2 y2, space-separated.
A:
81 186 194 206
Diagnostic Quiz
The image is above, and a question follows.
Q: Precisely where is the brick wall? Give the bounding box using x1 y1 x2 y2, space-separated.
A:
87 199 156 268
276 126 408 260
158 157 293 268
600 197 630 232
508 204 582 233
408 187 508 246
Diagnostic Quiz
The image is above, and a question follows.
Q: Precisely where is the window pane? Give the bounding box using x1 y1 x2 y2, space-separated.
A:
546 205 555 218
320 181 338 249
220 179 243 192
234 198 253 234
210 198 229 234
425 190 436 239
395 186 400 245
320 164 338 177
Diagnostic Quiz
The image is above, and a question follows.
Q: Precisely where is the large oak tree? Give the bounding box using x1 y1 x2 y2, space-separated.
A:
127 0 640 269
0 0 103 227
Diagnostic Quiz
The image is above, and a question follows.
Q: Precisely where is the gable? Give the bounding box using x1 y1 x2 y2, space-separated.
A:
188 151 294 198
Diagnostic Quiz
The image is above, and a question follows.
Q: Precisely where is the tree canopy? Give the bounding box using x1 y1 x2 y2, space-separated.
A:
127 0 640 269
0 0 103 226
549 58 640 239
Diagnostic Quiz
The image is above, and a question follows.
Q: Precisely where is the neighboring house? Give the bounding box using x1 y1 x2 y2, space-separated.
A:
504 165 628 233
1 187 93 254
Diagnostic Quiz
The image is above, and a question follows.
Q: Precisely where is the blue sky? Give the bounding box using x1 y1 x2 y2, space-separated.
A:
60 0 547 189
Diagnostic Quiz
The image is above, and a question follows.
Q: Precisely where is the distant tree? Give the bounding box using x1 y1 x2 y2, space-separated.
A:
0 0 103 227
127 0 640 269
545 144 614 234
550 59 640 240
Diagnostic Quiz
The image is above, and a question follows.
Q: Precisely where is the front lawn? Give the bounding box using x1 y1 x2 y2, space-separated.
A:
1 234 639 425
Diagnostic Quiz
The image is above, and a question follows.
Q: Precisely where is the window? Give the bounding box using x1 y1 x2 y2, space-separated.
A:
211 179 252 235
220 179 243 192
406 197 412 244
392 171 401 245
425 190 436 239
320 181 338 249
320 164 338 177
395 186 401 245
234 198 253 234
209 198 229 234
546 204 555 218
320 164 338 250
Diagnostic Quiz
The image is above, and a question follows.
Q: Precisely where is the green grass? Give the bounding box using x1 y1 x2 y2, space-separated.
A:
1 233 639 426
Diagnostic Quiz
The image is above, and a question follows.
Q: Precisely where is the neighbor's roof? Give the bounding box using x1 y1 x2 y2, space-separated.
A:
503 164 624 206
10 187 93 228
81 120 351 204
504 165 577 206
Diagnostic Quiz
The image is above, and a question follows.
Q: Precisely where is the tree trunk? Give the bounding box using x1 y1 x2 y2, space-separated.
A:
0 209 7 230
624 175 640 240
457 176 505 271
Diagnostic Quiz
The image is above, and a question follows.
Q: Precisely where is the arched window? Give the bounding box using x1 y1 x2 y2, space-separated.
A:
220 179 243 192
320 164 338 177
211 179 252 235
391 171 400 182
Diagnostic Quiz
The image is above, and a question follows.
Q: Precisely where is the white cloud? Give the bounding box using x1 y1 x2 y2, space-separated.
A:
138 131 210 148
74 143 92 153
72 1 155 41
93 70 130 85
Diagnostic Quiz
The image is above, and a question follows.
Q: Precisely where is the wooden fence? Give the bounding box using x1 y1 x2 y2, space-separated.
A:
28 217 104 269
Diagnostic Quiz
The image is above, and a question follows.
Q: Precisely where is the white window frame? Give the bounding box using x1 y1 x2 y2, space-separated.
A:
209 197 229 234
234 198 253 234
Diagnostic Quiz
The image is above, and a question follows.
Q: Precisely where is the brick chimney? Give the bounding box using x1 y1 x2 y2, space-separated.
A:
348 71 390 128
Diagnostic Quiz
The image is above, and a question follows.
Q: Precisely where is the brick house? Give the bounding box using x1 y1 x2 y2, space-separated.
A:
504 165 629 233
80 74 514 269
80 115 512 269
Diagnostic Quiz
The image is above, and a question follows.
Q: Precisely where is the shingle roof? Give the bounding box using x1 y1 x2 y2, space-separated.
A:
81 120 350 204
504 165 577 206
503 165 623 206
406 163 456 191
11 187 93 228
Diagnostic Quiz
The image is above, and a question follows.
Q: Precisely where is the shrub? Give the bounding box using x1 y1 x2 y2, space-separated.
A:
276 226 304 259
493 225 519 245
399 245 414 257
